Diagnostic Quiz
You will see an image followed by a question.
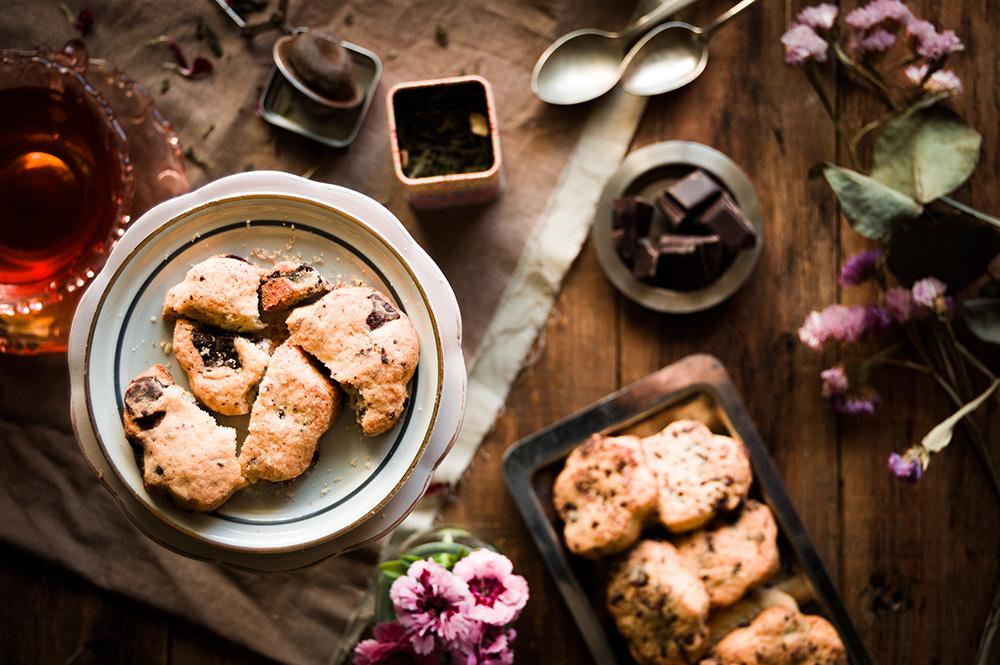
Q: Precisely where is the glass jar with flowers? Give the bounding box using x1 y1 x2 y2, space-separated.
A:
354 526 530 665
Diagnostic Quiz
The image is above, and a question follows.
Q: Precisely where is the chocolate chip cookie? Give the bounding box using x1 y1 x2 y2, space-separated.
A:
285 286 419 436
162 255 267 333
705 605 846 665
675 500 780 608
607 540 711 665
172 318 273 416
642 420 752 533
240 342 342 483
123 364 246 512
553 434 658 558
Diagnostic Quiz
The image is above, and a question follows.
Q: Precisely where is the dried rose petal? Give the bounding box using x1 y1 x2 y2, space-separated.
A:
74 8 94 35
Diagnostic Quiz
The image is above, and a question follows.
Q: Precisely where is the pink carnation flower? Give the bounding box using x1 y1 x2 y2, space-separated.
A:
452 550 529 626
798 304 883 352
390 559 477 655
354 622 437 665
451 625 517 665
781 24 829 65
796 3 838 31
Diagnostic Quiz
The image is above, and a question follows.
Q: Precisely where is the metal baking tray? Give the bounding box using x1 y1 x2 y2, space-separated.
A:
502 354 872 664
258 40 381 148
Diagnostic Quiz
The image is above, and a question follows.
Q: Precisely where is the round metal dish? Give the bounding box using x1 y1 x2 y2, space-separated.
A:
592 141 763 313
68 172 466 570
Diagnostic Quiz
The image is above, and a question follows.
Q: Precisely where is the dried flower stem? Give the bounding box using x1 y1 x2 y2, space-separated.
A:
832 43 896 108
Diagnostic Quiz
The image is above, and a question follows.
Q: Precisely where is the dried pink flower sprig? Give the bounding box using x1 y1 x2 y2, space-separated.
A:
781 0 964 94
357 549 529 665
798 250 956 419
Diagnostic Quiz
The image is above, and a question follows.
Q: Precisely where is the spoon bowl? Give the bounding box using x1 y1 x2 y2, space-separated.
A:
531 29 626 105
621 22 707 96
621 0 760 97
531 0 698 105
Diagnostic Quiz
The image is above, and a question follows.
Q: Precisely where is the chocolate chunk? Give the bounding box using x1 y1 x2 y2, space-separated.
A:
655 190 687 231
632 237 661 280
612 197 654 264
124 377 166 419
191 329 242 370
666 169 721 212
695 191 756 253
635 234 724 290
366 293 400 330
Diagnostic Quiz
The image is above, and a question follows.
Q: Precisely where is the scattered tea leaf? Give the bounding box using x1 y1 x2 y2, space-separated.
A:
163 56 214 79
469 112 489 137
182 145 210 170
871 105 982 203
822 164 922 240
60 4 94 35
435 24 449 47
922 380 999 453
344 12 354 26
195 17 223 58
160 78 171 94
201 124 215 140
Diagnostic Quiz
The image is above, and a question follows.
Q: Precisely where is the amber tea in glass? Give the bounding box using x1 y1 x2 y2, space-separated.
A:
0 87 122 286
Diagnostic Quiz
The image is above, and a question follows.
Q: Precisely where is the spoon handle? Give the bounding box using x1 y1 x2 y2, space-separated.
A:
621 0 701 44
702 0 760 40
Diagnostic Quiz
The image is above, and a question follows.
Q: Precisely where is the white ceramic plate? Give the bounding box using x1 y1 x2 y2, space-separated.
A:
69 172 466 569
593 141 764 313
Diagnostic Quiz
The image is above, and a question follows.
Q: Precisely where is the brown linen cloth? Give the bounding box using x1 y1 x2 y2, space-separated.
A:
0 1 635 663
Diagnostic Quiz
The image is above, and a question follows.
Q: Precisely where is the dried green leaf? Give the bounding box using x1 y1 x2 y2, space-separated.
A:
823 165 922 239
922 380 999 453
964 284 1000 344
886 212 1000 289
871 105 981 203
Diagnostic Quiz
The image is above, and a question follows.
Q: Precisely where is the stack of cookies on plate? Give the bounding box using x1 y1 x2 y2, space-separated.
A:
122 254 420 512
553 420 846 665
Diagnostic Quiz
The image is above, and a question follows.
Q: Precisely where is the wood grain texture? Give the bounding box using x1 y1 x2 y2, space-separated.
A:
1 1 998 664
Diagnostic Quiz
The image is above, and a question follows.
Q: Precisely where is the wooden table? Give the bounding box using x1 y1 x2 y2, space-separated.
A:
2 1 997 664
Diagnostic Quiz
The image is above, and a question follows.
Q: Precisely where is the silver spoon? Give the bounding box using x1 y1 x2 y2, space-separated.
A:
621 0 760 97
531 0 699 106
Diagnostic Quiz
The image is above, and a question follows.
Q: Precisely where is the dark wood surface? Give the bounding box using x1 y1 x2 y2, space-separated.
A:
2 1 998 664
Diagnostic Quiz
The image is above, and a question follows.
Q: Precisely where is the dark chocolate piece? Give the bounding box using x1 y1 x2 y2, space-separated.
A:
631 237 661 280
634 234 724 290
695 192 756 254
612 197 655 264
666 169 722 212
655 190 687 231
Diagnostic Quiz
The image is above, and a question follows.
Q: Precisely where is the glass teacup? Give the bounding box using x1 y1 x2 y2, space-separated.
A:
0 40 134 355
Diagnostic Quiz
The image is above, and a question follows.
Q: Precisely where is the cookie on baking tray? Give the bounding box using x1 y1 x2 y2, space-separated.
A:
607 539 711 665
552 434 658 558
162 254 267 333
286 286 419 436
703 605 847 665
122 364 246 512
642 419 752 533
675 499 780 608
240 342 342 483
259 260 331 315
172 318 273 416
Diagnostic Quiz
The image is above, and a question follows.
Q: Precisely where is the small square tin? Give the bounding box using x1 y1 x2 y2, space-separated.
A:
387 75 504 209
502 354 873 665
258 40 381 149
